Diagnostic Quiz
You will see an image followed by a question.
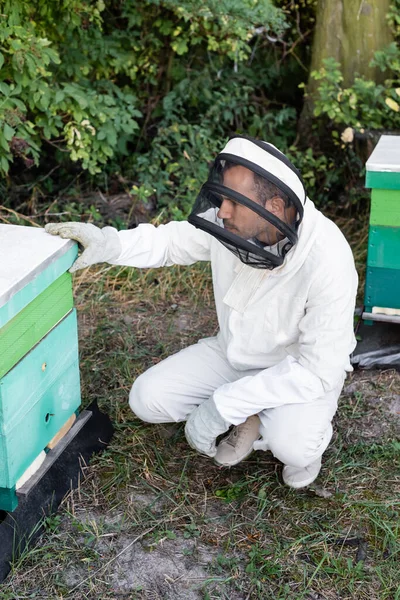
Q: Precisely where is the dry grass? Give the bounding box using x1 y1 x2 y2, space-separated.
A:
1 203 399 600
1 251 399 600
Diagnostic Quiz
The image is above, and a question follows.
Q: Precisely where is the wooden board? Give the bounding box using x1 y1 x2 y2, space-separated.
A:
46 414 76 450
0 273 74 379
0 225 77 327
15 451 47 490
366 171 400 190
0 360 81 489
367 226 400 270
364 266 400 309
0 309 79 429
370 189 400 227
0 310 81 489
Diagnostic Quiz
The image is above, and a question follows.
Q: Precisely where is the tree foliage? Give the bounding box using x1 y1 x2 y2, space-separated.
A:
305 0 400 172
311 48 400 131
0 0 285 177
0 0 399 221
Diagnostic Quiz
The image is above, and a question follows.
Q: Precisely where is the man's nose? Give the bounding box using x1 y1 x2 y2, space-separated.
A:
217 198 233 220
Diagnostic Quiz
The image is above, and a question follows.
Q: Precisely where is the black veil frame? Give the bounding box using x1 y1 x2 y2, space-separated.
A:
188 136 307 269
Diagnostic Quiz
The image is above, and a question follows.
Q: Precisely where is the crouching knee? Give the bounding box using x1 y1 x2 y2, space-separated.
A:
270 443 313 469
267 428 331 469
129 372 163 423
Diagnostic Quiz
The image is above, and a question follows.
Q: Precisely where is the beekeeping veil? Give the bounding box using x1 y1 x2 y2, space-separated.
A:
188 136 307 269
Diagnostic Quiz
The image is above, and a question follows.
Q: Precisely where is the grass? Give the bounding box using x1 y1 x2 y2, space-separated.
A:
0 205 398 599
1 258 399 600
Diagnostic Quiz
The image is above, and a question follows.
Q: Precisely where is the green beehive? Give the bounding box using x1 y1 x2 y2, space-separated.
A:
364 135 400 321
0 224 81 511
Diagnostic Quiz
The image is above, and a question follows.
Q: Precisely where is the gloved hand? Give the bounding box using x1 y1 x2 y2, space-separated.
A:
185 397 230 457
45 222 122 273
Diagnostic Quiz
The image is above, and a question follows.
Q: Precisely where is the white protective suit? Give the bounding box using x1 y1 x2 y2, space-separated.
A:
107 195 358 468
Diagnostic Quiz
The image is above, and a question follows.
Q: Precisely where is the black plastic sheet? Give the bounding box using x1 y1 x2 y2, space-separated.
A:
352 320 400 370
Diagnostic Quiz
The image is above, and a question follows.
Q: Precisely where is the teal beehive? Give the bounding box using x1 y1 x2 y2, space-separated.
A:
0 224 81 511
363 135 400 322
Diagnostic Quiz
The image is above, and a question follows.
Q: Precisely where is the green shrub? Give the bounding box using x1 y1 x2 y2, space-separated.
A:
310 50 400 134
0 1 143 175
0 0 286 178
129 67 298 218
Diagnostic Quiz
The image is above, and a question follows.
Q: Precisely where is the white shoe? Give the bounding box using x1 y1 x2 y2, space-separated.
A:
214 415 261 466
282 457 322 489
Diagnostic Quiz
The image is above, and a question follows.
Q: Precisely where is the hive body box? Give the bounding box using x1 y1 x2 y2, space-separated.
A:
364 136 400 321
0 224 80 511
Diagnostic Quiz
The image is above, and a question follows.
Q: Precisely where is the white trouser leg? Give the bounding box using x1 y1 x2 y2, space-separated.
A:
254 380 344 468
129 337 247 423
130 335 344 467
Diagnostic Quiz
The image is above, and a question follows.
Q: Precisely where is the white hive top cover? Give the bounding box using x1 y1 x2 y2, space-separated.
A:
0 224 74 308
366 135 400 173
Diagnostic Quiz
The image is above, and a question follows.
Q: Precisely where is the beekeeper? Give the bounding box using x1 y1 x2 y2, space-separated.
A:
45 136 358 489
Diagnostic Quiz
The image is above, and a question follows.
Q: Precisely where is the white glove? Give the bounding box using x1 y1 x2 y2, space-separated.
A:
45 222 122 273
185 397 230 457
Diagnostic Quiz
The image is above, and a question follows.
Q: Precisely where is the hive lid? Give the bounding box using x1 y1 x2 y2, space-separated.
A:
366 135 400 189
0 224 77 326
366 135 400 172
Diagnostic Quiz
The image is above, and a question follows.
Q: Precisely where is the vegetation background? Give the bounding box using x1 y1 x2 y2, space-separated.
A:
1 0 399 227
0 2 399 599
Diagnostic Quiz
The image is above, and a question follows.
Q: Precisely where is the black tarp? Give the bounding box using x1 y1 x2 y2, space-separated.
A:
352 319 400 370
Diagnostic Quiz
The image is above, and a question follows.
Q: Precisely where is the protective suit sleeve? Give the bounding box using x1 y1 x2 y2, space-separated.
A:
213 257 358 425
108 221 212 268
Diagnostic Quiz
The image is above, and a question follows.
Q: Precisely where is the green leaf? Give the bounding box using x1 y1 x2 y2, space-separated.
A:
0 53 4 70
97 128 107 141
0 82 10 96
3 123 15 141
0 133 9 152
171 38 188 55
55 90 65 104
0 155 9 173
39 93 50 110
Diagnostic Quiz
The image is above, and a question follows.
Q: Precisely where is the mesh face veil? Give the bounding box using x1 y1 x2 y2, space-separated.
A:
188 136 307 269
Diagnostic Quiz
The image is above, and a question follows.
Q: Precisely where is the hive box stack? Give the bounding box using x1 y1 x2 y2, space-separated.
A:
364 135 400 323
0 224 80 511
